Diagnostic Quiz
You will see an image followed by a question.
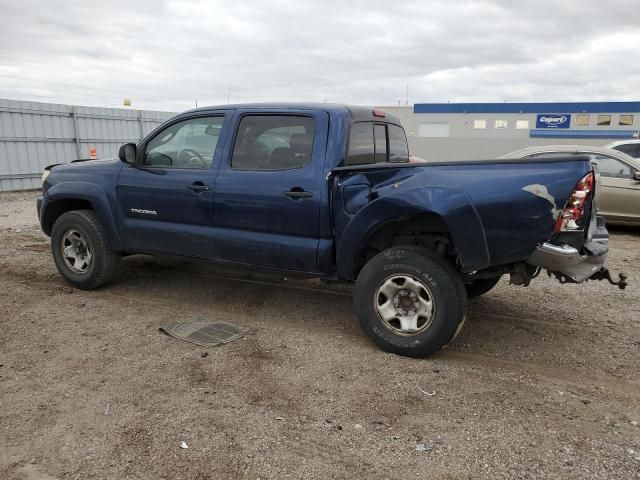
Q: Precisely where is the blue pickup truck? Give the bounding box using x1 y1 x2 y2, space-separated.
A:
37 103 624 357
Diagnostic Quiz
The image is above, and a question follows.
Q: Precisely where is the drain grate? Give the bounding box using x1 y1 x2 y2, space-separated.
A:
159 319 251 347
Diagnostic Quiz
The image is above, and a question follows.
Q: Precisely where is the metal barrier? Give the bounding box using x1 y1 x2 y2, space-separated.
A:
0 98 175 191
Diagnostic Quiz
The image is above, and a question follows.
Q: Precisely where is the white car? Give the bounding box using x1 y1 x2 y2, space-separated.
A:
500 145 640 226
604 139 640 158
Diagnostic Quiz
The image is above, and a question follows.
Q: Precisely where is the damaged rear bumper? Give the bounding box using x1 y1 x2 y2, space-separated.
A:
527 216 626 289
527 240 607 282
527 216 611 283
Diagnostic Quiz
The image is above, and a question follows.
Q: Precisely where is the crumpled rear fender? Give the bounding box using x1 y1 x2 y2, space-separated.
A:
336 185 490 279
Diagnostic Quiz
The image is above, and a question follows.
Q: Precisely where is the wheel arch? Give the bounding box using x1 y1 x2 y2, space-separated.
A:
352 212 454 277
42 198 93 235
335 186 491 280
41 183 124 251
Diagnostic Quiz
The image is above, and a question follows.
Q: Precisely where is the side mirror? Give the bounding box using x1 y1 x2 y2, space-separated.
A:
634 171 640 182
118 143 137 165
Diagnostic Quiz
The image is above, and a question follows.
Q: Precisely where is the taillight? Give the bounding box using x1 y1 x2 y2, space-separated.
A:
554 172 594 232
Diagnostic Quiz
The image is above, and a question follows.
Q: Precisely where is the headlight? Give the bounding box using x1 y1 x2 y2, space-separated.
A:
41 169 51 185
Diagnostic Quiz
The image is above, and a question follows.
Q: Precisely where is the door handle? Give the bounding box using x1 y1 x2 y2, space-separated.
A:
285 188 313 199
190 182 209 192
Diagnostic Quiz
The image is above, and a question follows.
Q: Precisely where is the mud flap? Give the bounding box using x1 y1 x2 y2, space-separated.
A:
452 314 467 341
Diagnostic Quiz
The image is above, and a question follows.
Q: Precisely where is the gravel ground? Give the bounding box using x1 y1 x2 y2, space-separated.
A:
1 190 639 480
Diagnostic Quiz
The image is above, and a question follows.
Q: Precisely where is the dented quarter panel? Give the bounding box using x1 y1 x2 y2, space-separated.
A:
333 158 591 278
473 162 589 264
333 170 490 279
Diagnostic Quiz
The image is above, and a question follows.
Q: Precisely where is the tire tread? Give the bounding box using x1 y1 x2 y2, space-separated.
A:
354 246 467 357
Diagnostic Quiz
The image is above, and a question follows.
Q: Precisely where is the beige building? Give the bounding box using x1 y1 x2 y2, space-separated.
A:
378 102 640 162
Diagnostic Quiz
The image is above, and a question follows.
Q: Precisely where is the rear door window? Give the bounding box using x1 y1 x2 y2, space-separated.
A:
231 115 315 171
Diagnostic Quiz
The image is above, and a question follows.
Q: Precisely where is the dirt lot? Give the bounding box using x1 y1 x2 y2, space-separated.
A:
1 190 639 480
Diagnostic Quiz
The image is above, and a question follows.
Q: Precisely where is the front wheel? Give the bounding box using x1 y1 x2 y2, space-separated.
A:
353 246 467 357
51 209 122 290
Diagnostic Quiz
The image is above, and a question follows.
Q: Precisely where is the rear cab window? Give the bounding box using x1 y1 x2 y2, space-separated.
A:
347 123 375 165
374 124 387 163
347 121 409 166
388 124 409 162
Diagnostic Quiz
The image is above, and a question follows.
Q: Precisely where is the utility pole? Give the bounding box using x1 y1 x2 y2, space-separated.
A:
227 88 231 104
405 85 409 105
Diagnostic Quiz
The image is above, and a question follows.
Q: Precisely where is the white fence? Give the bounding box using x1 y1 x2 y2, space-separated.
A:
0 98 174 191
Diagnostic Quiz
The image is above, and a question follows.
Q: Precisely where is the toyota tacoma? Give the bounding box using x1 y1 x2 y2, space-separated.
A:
37 104 625 357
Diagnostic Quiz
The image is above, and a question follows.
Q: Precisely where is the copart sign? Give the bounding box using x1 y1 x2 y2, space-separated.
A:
536 114 571 129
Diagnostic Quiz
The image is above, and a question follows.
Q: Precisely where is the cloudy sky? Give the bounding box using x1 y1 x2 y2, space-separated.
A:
0 0 639 112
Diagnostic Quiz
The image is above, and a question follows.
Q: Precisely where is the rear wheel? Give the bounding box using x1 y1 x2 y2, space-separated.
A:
465 276 502 298
353 246 467 357
51 210 121 289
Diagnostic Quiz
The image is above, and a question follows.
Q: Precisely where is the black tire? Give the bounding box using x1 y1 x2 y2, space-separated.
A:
465 276 502 298
51 209 122 290
353 246 467 357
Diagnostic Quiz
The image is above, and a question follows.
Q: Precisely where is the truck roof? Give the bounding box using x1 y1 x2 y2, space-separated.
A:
180 103 402 125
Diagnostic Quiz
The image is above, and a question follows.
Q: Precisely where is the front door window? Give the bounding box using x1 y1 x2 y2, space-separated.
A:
143 116 224 169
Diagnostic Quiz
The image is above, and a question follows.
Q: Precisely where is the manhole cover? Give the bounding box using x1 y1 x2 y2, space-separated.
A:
159 319 251 347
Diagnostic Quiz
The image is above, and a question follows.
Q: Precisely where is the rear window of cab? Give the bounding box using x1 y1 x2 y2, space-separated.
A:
347 122 409 166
